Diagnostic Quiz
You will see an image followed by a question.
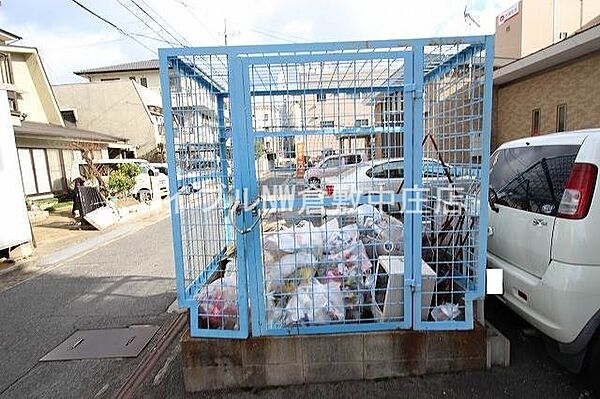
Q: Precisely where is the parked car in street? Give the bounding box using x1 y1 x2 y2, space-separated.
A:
320 157 467 197
304 153 364 189
72 159 168 201
487 129 600 388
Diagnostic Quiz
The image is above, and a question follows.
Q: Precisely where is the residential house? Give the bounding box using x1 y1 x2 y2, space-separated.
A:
74 59 161 93
53 80 164 159
0 28 129 198
493 21 600 151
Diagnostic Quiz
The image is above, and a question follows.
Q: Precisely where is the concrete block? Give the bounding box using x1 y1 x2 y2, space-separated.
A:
364 360 422 379
245 364 304 387
301 334 363 364
486 322 510 368
363 331 426 363
303 362 364 383
244 336 301 366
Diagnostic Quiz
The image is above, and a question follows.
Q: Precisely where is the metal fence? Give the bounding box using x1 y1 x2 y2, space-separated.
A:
160 35 494 338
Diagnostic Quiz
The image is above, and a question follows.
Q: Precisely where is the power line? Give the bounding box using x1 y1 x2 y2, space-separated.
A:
69 0 156 55
138 0 189 45
115 0 181 48
172 0 219 43
129 0 187 47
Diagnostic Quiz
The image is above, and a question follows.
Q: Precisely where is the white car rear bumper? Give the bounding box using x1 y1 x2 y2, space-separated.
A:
488 252 600 344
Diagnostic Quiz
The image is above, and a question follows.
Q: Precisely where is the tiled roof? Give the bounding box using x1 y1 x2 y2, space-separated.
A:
14 121 126 143
74 59 159 75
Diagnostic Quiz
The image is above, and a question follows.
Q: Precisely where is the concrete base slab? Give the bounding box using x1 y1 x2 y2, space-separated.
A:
181 325 487 392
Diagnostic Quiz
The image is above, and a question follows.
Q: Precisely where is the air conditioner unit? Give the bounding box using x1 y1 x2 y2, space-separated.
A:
371 255 437 322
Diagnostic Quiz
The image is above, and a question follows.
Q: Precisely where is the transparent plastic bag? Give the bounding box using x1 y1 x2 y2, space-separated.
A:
431 303 461 321
264 251 316 292
196 276 238 329
264 221 324 254
283 278 345 326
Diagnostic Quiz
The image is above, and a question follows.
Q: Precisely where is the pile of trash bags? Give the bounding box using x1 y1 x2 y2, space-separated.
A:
195 204 462 330
261 204 404 328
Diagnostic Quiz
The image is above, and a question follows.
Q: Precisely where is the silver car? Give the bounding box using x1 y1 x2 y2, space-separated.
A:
303 153 363 189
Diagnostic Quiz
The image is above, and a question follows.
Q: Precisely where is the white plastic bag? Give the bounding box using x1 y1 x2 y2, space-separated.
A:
264 221 324 254
356 204 382 232
264 251 316 292
324 224 360 254
431 303 461 321
328 240 372 273
283 278 345 326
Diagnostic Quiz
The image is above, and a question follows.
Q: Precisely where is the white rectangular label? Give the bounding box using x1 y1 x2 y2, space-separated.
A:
486 269 504 295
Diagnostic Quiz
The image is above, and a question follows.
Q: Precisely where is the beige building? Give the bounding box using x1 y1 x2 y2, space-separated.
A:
493 22 600 150
74 60 161 93
0 28 128 198
495 0 600 66
53 80 164 159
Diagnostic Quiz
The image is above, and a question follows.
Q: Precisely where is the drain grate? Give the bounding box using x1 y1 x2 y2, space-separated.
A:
40 325 159 361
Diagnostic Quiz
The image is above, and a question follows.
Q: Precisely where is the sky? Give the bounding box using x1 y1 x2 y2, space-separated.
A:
0 0 516 84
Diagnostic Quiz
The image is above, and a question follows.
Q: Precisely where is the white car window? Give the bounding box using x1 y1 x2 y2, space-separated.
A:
324 158 341 168
366 161 404 179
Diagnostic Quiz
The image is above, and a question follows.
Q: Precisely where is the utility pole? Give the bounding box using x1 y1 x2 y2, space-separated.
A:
223 18 228 46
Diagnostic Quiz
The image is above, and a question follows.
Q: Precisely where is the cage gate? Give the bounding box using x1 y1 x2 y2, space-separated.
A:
160 35 494 338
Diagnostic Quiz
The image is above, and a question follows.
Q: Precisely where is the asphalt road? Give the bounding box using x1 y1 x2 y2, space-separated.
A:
1 213 597 398
0 217 177 398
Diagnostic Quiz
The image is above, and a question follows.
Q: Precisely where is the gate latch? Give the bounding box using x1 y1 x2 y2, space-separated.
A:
229 197 262 235
405 278 417 293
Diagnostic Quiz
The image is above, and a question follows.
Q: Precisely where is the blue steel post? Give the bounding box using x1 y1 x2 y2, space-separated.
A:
401 54 415 330
158 51 187 309
217 94 232 241
411 42 426 330
469 35 495 301
227 55 252 339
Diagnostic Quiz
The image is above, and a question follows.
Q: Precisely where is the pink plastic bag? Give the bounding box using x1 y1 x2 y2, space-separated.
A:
196 277 238 329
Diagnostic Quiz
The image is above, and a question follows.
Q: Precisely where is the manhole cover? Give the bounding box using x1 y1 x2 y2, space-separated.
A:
40 325 159 361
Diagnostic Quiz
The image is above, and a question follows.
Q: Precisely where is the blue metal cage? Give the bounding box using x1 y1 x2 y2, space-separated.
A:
159 35 494 338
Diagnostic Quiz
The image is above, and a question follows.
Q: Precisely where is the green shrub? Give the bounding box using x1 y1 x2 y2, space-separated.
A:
108 163 141 197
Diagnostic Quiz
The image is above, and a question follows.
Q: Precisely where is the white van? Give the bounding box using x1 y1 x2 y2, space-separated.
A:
71 159 168 201
487 129 600 385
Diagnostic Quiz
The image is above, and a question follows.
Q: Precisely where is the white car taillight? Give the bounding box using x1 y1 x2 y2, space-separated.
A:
557 163 597 219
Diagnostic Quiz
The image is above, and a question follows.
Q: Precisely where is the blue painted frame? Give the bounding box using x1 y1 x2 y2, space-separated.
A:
159 34 494 338
240 51 414 335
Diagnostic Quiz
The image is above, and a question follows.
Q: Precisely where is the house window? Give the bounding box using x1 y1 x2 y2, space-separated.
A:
100 78 119 82
61 110 77 127
0 52 18 114
355 119 369 127
320 120 334 128
140 77 148 87
556 104 567 132
531 108 541 136
316 92 326 102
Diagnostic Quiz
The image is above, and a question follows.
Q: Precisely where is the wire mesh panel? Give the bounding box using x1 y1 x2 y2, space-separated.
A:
416 37 494 329
242 50 415 335
159 35 493 338
160 53 249 338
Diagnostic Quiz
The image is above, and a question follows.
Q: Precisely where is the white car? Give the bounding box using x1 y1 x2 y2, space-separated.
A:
321 157 469 198
72 159 168 201
487 129 600 386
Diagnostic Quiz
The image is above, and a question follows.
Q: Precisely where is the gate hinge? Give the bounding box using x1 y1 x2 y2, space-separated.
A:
404 84 423 100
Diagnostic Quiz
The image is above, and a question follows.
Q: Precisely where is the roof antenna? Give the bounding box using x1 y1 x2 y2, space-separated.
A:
464 2 481 29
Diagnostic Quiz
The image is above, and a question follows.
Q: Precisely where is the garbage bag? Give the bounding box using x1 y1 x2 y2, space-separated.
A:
283 278 345 326
324 224 360 254
328 240 372 273
375 214 404 256
431 303 461 321
196 277 238 329
264 251 316 292
356 204 382 233
264 221 324 254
